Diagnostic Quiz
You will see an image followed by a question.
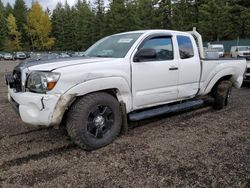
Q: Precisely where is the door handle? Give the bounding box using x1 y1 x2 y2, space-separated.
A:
169 67 178 71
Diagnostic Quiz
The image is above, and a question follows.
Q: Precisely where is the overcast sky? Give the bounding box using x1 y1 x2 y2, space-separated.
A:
2 0 108 10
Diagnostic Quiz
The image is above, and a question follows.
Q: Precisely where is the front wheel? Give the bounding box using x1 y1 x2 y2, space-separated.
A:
66 92 122 151
213 80 233 110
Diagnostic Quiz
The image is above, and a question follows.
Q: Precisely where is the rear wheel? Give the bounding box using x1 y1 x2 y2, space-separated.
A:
66 92 122 151
213 80 233 110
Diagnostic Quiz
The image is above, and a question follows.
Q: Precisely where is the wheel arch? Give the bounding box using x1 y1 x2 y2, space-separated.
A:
64 77 132 112
64 88 129 135
210 75 232 95
203 67 237 95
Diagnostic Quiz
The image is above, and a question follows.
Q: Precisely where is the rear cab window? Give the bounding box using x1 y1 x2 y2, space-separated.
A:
177 35 194 59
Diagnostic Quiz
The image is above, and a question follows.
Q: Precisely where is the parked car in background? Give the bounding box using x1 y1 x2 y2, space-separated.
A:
14 52 26 60
4 53 14 60
0 52 4 60
59 52 70 58
25 52 31 58
71 52 80 57
29 52 60 61
78 51 85 56
208 44 225 57
72 51 85 57
204 48 220 59
230 46 250 58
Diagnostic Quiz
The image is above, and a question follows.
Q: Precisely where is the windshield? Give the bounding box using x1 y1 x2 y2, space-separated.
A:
85 33 142 58
238 47 250 51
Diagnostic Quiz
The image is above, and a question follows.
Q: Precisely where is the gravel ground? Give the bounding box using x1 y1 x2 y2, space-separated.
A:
0 61 249 187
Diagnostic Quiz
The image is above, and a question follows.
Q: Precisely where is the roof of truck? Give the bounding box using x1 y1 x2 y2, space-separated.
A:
112 29 191 36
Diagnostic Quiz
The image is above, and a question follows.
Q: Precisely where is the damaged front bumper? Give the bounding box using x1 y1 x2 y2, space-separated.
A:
7 87 75 127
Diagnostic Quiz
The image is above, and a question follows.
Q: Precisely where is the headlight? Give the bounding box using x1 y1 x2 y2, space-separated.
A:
27 72 60 93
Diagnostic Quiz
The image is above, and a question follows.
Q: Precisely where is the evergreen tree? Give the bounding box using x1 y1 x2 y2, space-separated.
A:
49 0 250 50
25 2 55 50
158 0 173 29
136 0 156 29
51 1 76 51
13 0 27 32
64 1 77 50
51 2 66 50
92 0 106 41
106 0 128 33
225 4 250 39
235 0 250 7
5 3 13 17
198 0 229 41
125 0 141 31
172 0 197 31
13 0 27 48
0 0 7 50
74 0 95 50
4 14 22 51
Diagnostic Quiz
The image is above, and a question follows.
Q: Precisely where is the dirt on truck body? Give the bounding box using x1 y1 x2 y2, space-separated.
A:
0 61 250 187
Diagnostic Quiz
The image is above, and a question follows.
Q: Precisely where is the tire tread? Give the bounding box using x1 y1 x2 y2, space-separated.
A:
66 92 122 150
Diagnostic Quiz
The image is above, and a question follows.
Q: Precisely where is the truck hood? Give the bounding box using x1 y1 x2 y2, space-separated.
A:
17 57 118 71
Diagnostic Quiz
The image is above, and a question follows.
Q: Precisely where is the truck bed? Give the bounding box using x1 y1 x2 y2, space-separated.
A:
199 58 247 95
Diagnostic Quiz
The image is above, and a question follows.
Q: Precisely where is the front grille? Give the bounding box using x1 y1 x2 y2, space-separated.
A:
243 52 250 56
13 69 22 92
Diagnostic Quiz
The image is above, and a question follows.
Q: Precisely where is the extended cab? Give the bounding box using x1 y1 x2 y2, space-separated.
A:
5 29 247 150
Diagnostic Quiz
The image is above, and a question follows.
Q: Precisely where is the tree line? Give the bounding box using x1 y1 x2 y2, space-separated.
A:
0 0 249 52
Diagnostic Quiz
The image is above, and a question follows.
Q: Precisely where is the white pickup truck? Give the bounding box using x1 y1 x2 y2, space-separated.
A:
5 29 246 150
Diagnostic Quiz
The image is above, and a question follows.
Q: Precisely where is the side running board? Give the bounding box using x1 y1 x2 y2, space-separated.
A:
128 99 204 121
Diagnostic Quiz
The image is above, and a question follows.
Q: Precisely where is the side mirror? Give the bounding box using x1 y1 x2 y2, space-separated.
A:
134 48 156 62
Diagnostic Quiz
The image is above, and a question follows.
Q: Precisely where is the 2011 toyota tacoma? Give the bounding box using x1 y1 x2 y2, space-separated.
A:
5 28 247 150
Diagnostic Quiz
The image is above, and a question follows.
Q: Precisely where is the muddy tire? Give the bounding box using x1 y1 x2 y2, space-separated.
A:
213 80 233 110
66 92 122 151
